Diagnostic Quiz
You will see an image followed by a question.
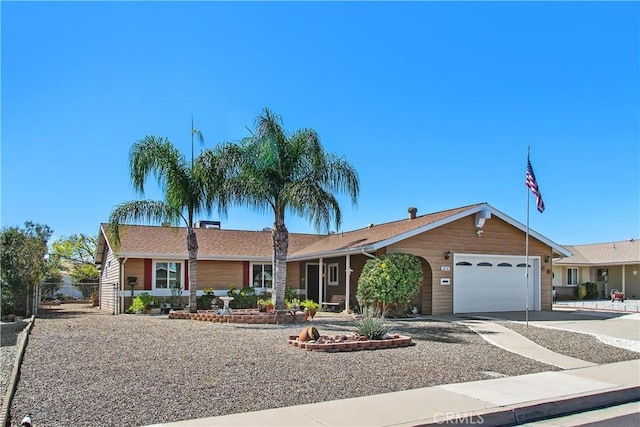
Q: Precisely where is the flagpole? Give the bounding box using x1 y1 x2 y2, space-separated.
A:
525 147 530 327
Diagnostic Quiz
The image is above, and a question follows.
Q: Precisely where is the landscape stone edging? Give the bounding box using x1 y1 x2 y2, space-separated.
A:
0 316 34 427
288 335 414 352
168 311 307 324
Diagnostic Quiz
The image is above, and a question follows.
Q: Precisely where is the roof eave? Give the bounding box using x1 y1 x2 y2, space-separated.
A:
288 245 377 261
482 204 573 257
116 252 273 262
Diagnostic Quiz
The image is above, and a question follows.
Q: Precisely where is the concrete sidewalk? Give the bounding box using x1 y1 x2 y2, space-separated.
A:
148 360 639 427
454 319 597 369
462 309 640 352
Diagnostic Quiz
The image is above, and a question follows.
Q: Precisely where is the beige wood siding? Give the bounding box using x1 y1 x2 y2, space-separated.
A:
286 262 301 290
99 245 120 314
348 254 369 309
123 259 145 290
197 261 243 289
388 215 553 314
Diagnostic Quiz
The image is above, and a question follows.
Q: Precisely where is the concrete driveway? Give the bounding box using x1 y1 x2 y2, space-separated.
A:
460 309 640 343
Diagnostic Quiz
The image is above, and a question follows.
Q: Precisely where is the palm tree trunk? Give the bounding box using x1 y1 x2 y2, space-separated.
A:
187 228 198 313
272 221 289 310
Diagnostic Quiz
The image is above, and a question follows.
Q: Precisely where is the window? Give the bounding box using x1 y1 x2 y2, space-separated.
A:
155 261 181 289
597 268 608 282
456 261 472 266
497 263 513 267
567 268 578 285
328 263 339 286
477 262 493 267
252 264 273 288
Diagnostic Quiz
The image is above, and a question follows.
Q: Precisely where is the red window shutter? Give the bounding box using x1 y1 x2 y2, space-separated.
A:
184 261 189 290
243 261 250 286
144 259 152 290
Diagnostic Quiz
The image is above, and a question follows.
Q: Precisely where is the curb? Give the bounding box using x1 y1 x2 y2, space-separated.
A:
0 316 35 427
416 385 640 427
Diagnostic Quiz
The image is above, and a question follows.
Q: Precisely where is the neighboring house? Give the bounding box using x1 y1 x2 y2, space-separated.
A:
95 202 570 315
553 239 640 300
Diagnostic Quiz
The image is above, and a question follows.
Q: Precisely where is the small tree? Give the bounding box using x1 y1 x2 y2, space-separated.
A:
211 108 359 309
50 234 99 297
356 253 423 315
1 222 53 316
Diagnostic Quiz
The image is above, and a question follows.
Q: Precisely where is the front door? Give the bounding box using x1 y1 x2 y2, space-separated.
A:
307 264 320 303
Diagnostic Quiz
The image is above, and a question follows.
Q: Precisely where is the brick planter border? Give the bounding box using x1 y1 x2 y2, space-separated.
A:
168 310 306 324
288 335 414 352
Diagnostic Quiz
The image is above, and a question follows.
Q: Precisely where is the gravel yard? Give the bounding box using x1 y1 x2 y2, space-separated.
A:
2 305 633 427
497 321 640 363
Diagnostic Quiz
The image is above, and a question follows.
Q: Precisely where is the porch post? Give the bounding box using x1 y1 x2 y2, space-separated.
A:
345 255 351 312
318 257 324 304
622 265 626 294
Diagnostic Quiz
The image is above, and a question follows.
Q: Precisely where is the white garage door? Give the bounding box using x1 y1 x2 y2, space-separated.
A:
453 254 540 313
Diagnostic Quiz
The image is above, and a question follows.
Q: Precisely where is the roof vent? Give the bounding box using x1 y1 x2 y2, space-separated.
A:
408 207 418 220
195 220 221 230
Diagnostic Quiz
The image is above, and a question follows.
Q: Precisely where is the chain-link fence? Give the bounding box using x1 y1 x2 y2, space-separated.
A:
41 282 99 301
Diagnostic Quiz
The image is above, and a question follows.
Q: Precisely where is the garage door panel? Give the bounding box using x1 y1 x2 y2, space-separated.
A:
454 255 538 313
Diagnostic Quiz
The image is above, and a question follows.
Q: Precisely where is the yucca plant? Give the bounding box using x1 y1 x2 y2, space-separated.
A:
355 308 390 340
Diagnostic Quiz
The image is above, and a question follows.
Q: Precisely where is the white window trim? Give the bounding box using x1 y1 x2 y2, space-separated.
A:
153 260 184 294
251 262 274 289
327 263 339 286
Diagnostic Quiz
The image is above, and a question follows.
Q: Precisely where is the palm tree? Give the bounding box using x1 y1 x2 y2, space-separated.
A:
108 122 222 313
209 108 359 309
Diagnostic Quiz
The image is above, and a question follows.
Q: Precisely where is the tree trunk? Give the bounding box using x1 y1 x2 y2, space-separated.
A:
272 221 289 310
187 228 198 313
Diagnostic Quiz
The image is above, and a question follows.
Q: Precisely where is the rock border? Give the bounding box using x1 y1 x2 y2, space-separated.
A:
288 334 414 352
168 310 307 324
1 316 34 427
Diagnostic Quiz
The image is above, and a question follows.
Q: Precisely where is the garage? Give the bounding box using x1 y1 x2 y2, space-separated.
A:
453 254 540 313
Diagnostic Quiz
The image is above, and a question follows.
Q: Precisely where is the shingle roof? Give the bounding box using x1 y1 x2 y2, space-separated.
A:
289 204 483 258
555 239 640 266
100 224 324 260
98 202 570 262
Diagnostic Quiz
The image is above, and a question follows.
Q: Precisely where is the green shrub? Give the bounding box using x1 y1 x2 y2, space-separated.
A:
577 284 587 300
284 286 299 303
300 299 319 312
227 286 266 309
197 291 216 310
584 282 598 299
355 308 390 340
286 298 300 309
128 292 154 313
356 253 423 313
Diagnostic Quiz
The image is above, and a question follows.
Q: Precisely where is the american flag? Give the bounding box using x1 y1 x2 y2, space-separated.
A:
526 158 545 213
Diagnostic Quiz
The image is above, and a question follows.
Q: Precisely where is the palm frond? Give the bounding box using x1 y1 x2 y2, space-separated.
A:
107 200 182 248
129 136 189 195
284 181 341 232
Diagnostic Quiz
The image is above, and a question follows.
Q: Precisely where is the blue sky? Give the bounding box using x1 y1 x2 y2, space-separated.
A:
2 1 638 246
